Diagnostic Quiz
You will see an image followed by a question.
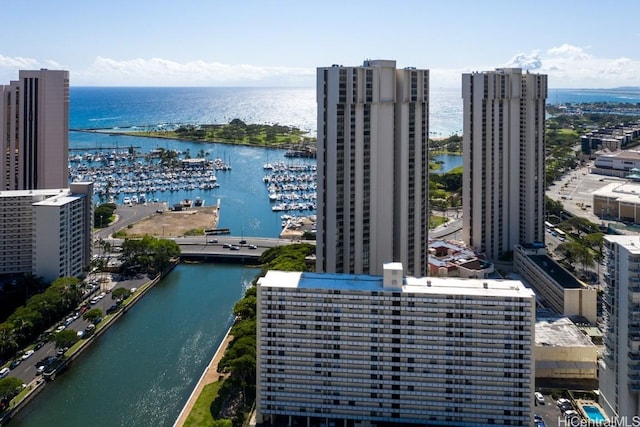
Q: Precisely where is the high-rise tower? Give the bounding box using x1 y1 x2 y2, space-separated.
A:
0 69 69 190
462 68 547 260
600 235 640 419
316 60 429 276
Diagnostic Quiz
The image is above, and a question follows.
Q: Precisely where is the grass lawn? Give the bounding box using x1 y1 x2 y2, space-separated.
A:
429 215 448 228
183 380 231 427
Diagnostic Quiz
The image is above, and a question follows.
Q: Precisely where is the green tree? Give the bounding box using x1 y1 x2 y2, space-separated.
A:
0 377 24 401
53 329 79 350
83 308 103 324
111 287 132 302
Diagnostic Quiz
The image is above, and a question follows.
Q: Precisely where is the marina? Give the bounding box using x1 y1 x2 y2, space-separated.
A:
263 161 317 213
69 148 228 204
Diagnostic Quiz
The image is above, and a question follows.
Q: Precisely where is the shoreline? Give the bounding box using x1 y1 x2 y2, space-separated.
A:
173 325 235 427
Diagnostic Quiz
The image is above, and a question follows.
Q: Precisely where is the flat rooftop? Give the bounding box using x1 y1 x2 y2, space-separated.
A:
536 317 596 348
260 269 535 299
528 254 584 289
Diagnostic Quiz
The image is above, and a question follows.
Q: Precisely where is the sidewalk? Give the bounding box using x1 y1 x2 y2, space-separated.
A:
173 328 234 427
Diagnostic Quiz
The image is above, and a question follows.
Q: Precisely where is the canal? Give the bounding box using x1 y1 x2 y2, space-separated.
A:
9 263 255 427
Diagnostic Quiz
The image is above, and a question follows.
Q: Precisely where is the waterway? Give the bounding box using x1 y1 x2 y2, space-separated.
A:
431 153 462 173
9 263 255 427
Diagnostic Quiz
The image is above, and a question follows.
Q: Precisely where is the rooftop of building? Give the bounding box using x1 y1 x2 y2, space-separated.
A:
428 239 492 270
33 193 84 206
592 180 640 201
596 150 640 161
527 255 584 289
0 188 68 198
604 234 640 254
535 316 596 348
260 267 535 299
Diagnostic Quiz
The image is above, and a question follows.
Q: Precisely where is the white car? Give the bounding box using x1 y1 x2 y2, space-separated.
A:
534 392 544 405
21 350 34 360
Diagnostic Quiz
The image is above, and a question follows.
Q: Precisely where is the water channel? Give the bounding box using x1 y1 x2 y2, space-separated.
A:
10 263 255 427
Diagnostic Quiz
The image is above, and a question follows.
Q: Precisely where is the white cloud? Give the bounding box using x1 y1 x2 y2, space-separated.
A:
0 46 639 89
518 44 640 88
74 57 315 86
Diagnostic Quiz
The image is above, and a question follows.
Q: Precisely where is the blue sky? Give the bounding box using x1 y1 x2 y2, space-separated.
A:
2 0 639 88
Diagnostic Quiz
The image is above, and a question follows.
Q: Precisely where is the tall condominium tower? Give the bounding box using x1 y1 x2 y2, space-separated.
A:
316 60 429 277
256 263 536 426
0 69 69 190
461 68 547 260
600 235 640 419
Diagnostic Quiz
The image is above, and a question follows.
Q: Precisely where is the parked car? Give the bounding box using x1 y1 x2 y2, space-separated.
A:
9 359 20 369
534 392 544 405
21 350 34 360
0 367 10 379
34 341 45 350
239 240 247 245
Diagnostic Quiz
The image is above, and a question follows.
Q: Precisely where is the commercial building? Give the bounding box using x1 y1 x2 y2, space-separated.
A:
0 69 69 190
316 60 429 277
514 244 598 323
600 235 640 419
462 68 547 260
256 263 535 427
535 316 598 380
0 182 93 283
593 180 640 223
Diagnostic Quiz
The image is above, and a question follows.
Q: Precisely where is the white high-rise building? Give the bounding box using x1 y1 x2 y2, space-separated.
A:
0 69 69 190
600 235 640 419
462 68 547 260
0 182 93 282
316 60 429 277
256 263 536 427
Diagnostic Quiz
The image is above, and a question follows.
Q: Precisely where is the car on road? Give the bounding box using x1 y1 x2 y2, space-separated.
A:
208 239 218 243
230 245 240 250
223 243 231 248
534 392 544 405
248 244 258 249
239 240 247 245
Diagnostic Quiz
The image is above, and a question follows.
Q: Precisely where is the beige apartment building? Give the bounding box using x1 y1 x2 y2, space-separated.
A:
316 60 429 277
256 263 536 427
0 69 69 190
462 68 547 260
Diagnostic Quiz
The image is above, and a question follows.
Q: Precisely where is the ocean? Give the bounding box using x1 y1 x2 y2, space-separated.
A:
68 86 640 238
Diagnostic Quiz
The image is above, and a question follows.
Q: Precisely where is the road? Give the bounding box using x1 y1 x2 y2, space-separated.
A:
4 278 146 387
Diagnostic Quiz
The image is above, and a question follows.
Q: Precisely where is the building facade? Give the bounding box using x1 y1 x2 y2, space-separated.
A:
462 68 547 260
256 263 536 427
0 182 92 283
600 235 640 419
0 69 69 190
316 60 429 277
